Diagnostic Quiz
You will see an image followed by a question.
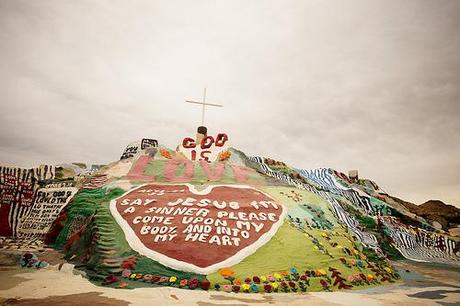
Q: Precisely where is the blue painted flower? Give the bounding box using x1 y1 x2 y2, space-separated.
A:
250 283 259 293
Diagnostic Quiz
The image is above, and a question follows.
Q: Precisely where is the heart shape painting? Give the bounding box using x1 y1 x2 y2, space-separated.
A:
110 184 285 274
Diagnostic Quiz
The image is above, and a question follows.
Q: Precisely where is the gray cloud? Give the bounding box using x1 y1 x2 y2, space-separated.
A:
0 0 459 206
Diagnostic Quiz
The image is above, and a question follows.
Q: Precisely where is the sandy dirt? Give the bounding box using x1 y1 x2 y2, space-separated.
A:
0 251 459 306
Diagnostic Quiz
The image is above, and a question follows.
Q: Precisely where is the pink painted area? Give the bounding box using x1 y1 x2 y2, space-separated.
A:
127 155 155 180
231 165 261 185
164 159 194 182
200 160 225 181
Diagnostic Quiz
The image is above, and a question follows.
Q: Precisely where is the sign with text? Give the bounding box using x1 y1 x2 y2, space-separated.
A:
110 184 285 274
18 186 78 238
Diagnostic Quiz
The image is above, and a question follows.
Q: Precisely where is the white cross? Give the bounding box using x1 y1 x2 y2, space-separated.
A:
185 88 223 126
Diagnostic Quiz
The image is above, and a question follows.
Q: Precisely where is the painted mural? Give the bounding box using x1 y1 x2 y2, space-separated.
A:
0 132 458 293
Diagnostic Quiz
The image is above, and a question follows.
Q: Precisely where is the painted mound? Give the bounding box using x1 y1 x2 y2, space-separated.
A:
1 134 458 293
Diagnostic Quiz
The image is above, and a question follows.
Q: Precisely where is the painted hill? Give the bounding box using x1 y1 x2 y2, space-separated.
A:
1 132 459 293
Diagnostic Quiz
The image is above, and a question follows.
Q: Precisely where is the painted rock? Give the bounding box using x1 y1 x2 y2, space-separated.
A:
110 184 285 274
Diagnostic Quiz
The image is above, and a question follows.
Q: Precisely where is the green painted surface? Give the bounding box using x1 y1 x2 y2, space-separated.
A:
207 221 385 291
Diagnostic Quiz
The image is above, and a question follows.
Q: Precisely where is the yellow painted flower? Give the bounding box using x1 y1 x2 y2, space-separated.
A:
274 273 282 280
317 269 326 276
242 283 250 291
367 274 374 279
260 276 267 283
169 276 177 283
384 267 392 273
353 249 359 254
271 282 279 289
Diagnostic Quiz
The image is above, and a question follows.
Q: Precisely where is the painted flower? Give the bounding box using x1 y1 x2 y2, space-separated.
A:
222 284 232 292
117 282 128 289
241 283 250 292
274 273 282 280
260 275 267 283
252 276 260 283
121 269 131 278
159 276 168 283
121 260 136 270
135 274 143 280
179 279 188 287
160 148 172 159
320 279 329 290
219 268 235 277
201 279 210 290
300 274 308 281
189 277 199 289
384 267 392 273
271 282 279 290
143 274 153 282
288 281 296 289
264 284 272 292
214 283 220 290
280 281 288 292
317 269 326 276
350 259 356 266
267 275 275 282
169 276 177 283
244 277 251 283
232 285 240 293
234 279 241 285
290 267 298 274
250 283 259 293
129 273 137 279
151 275 161 283
218 150 232 161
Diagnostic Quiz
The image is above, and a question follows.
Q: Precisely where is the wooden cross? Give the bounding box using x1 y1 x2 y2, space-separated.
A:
185 88 223 126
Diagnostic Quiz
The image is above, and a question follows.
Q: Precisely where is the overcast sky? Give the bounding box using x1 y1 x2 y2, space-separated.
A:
0 0 459 206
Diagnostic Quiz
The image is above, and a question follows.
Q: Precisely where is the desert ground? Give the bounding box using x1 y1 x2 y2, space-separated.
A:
0 250 459 306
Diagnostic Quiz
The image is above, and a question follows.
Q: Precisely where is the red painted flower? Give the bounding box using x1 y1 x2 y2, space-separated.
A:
189 277 199 289
151 275 161 283
201 279 210 290
252 276 261 284
263 284 272 292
